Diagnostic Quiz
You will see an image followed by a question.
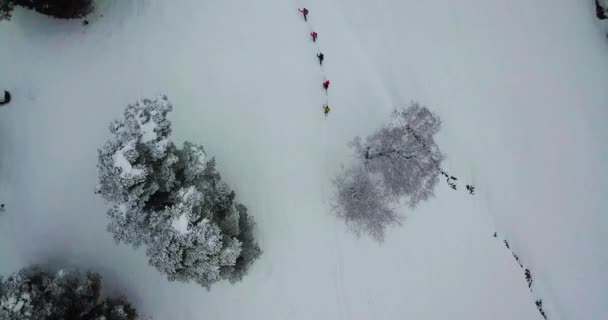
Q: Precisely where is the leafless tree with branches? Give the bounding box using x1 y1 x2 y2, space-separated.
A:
332 102 444 241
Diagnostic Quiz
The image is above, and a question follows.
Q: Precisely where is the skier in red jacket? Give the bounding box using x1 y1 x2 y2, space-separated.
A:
311 31 318 42
299 8 309 21
323 80 330 90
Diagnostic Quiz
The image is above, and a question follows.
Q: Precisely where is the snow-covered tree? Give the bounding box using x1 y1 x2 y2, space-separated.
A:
0 0 92 20
332 102 443 241
351 103 444 207
332 165 401 242
0 266 137 320
97 95 177 247
97 95 261 288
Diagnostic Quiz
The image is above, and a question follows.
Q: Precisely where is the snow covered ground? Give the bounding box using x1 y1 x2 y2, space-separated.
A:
1 0 607 319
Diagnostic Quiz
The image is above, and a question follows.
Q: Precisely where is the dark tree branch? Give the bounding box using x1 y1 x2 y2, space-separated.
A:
365 147 416 161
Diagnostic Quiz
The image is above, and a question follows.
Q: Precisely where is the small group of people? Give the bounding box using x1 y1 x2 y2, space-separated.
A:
299 8 332 117
440 170 475 195
465 184 475 195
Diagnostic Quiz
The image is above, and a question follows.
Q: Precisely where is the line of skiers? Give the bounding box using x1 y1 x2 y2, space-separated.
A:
299 7 332 117
300 8 477 194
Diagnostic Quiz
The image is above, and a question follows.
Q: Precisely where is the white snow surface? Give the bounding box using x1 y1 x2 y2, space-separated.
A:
171 214 190 236
1 1 607 320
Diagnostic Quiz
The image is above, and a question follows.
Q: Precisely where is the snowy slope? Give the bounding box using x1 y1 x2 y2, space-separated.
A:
324 1 608 319
1 0 606 319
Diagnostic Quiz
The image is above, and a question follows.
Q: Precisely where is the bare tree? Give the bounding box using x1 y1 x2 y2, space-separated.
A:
332 102 443 241
332 165 401 242
351 103 444 207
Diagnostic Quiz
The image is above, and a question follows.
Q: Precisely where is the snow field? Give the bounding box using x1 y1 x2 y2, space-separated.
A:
0 0 607 319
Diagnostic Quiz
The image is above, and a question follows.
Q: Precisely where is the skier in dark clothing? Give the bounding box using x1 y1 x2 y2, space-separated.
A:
0 90 11 106
310 31 318 42
299 8 309 21
323 80 330 90
317 53 324 66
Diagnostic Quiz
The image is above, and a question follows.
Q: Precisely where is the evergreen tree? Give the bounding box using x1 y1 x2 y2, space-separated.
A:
0 267 137 320
96 95 261 288
597 0 608 19
0 0 92 20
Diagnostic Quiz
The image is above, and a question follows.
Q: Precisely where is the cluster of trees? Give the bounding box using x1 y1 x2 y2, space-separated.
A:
2 93 453 318
96 95 261 288
0 95 263 318
332 103 444 241
0 0 92 20
0 267 137 320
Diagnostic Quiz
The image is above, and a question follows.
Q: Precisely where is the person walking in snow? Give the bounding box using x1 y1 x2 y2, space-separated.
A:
311 31 318 42
317 53 324 66
299 8 309 21
0 90 11 106
323 104 331 116
323 80 330 90
466 185 475 195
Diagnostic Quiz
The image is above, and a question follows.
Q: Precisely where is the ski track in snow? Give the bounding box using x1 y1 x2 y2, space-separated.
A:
1 0 608 319
293 2 350 317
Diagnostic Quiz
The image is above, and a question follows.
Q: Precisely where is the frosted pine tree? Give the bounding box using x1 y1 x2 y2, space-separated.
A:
97 95 177 246
0 267 137 320
146 186 242 288
96 95 261 288
0 0 93 20
176 144 261 283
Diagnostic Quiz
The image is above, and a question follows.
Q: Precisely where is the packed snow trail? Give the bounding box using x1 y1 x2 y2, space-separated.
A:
293 7 350 318
1 0 607 319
